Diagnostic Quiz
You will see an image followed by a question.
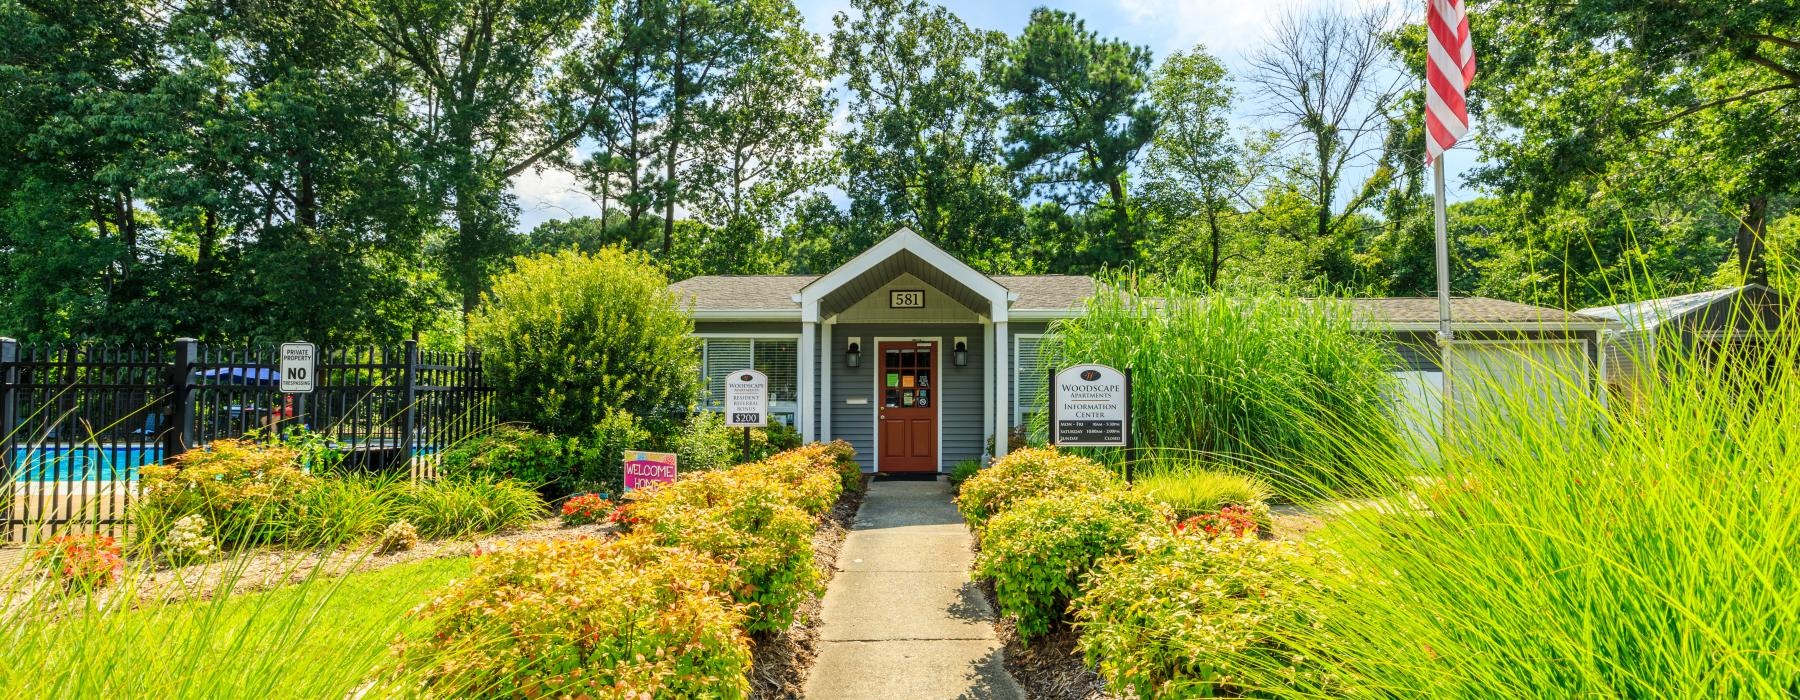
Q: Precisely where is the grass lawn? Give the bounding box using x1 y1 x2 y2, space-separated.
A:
0 555 470 699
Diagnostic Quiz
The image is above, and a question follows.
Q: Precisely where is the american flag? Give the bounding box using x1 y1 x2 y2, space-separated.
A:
1425 0 1476 165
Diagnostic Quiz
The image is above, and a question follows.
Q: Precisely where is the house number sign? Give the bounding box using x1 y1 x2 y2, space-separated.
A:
890 290 925 308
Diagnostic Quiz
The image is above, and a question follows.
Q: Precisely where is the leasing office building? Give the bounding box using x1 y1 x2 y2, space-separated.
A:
672 228 1613 474
671 229 1091 474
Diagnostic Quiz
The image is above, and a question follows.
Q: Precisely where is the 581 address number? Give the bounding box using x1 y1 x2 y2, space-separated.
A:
890 290 925 308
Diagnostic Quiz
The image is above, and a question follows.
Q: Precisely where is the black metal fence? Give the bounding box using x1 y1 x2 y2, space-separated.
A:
0 338 495 542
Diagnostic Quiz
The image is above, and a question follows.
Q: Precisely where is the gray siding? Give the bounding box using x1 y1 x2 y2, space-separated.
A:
827 323 986 472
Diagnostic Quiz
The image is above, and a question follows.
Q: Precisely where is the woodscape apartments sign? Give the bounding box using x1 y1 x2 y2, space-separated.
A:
1051 364 1130 447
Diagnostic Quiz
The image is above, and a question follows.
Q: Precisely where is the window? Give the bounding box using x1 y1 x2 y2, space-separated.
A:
700 337 799 424
1014 334 1049 425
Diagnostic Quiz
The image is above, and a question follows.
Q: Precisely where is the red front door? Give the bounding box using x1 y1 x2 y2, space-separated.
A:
878 341 938 472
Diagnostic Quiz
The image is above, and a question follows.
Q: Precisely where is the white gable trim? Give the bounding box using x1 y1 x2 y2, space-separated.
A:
792 228 1016 320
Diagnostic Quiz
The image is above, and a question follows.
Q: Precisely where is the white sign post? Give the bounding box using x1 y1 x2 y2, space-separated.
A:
279 342 316 394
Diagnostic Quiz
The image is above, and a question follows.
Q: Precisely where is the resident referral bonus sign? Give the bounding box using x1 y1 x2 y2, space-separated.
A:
1051 364 1129 447
622 451 678 492
723 370 768 427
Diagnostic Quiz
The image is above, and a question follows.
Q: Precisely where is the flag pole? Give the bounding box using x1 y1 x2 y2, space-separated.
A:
1432 155 1454 449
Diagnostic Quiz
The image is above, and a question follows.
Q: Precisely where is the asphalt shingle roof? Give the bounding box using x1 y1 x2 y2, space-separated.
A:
1343 297 1612 325
669 274 1096 312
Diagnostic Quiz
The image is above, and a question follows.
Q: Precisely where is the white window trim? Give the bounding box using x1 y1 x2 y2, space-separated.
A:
1013 333 1047 425
695 333 803 419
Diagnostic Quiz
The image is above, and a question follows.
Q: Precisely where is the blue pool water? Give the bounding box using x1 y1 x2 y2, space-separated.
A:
10 445 162 482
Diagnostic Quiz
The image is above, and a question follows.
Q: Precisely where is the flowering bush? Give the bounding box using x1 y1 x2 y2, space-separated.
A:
956 447 1122 530
375 520 419 554
162 514 218 566
1073 533 1334 697
136 439 314 548
1174 503 1270 539
629 468 820 634
973 491 1170 639
394 534 751 698
33 534 124 590
559 494 612 526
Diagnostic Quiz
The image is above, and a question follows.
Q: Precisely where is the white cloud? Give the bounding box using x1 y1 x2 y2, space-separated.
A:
509 165 600 231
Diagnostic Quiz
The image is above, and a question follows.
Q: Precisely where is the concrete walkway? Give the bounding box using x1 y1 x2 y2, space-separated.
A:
804 478 1023 700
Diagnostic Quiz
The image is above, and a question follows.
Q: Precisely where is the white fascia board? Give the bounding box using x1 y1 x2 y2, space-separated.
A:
690 309 803 321
793 228 1012 305
1008 308 1086 321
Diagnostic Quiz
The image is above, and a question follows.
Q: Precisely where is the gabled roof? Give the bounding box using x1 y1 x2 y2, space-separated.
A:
1577 286 1766 331
1346 297 1615 329
669 273 1096 318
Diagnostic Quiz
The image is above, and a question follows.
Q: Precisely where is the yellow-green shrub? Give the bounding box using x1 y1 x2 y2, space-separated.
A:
740 442 849 517
956 447 1121 530
393 534 750 698
973 491 1170 639
630 468 820 634
135 439 314 548
1073 533 1333 697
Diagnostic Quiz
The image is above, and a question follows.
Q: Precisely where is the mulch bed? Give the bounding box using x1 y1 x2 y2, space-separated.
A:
979 579 1120 700
749 476 868 699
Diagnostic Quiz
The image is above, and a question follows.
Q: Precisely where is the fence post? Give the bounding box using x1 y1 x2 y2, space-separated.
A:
1 338 18 532
399 339 418 474
167 338 199 460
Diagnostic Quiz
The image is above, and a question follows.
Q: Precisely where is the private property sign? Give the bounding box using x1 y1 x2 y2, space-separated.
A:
622 451 678 492
279 342 315 393
1052 364 1129 447
723 370 769 427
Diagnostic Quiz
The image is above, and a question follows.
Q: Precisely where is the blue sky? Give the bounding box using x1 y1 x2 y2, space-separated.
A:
511 0 1480 230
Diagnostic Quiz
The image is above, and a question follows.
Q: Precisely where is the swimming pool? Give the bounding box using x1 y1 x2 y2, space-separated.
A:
8 444 441 481
10 445 162 482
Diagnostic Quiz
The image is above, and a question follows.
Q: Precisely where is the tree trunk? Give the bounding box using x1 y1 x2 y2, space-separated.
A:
1108 176 1132 260
297 159 318 231
1738 196 1769 287
1204 197 1222 288
663 10 689 254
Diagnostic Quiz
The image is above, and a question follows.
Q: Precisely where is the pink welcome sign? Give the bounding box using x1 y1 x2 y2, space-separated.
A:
622 451 678 493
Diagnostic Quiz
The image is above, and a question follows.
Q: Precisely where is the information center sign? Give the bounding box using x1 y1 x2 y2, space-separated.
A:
723 370 769 427
1051 364 1129 447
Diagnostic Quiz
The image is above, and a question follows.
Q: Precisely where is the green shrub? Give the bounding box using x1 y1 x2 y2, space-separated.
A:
1073 532 1332 697
564 408 652 495
948 460 982 492
439 425 566 490
288 473 403 548
972 491 1170 639
469 247 701 436
394 534 751 698
1048 277 1399 497
396 477 546 539
630 468 820 634
1134 467 1273 526
956 447 1122 530
669 410 738 472
134 439 314 549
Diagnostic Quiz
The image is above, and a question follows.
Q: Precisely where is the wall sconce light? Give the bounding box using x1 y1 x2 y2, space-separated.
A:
953 337 969 367
845 338 862 368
